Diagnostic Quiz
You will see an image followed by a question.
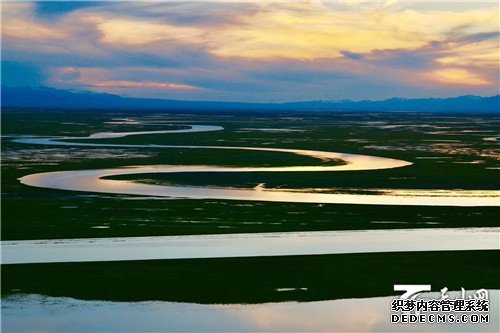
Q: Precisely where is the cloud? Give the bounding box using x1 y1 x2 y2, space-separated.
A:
48 67 200 93
35 1 103 19
424 68 492 86
89 80 198 90
435 36 499 68
340 51 363 61
1 1 499 101
2 2 67 40
206 3 498 61
58 67 82 81
96 18 204 46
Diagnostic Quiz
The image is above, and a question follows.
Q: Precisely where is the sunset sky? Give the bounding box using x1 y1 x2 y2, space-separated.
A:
2 1 499 102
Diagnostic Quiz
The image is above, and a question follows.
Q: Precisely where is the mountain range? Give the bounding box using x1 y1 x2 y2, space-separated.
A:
2 86 499 113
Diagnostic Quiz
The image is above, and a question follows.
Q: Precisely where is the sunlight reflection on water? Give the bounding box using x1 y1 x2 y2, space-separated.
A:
2 228 499 264
2 291 498 332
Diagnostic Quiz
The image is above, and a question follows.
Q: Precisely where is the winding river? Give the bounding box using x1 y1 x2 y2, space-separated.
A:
3 124 498 263
14 125 500 207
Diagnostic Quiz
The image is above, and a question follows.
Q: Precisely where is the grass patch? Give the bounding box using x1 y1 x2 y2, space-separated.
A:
2 250 498 304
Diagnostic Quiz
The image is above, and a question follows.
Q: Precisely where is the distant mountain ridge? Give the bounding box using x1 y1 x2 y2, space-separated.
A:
2 86 499 113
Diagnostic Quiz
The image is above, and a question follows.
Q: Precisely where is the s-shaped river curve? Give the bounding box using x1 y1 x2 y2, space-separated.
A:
6 124 499 264
15 125 499 207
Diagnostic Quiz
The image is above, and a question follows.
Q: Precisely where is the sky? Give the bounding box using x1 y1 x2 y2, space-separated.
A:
1 1 499 102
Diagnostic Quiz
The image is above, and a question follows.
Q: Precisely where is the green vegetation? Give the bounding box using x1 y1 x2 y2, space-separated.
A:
3 250 498 304
2 195 498 240
2 110 499 240
1 109 499 307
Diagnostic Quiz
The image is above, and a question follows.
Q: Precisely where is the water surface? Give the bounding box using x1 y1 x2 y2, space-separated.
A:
3 227 498 264
15 125 499 206
2 291 498 332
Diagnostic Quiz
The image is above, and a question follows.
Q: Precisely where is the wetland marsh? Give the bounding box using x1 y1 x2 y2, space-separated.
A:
1 109 499 332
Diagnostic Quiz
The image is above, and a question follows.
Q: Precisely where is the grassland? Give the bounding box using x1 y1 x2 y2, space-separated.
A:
2 251 498 304
2 109 499 240
1 109 498 305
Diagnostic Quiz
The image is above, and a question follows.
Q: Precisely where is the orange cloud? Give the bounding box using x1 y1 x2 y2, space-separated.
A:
71 3 497 65
2 2 67 40
209 4 498 61
90 80 199 90
49 67 200 91
435 39 499 68
96 18 203 46
425 68 492 86
3 1 499 97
